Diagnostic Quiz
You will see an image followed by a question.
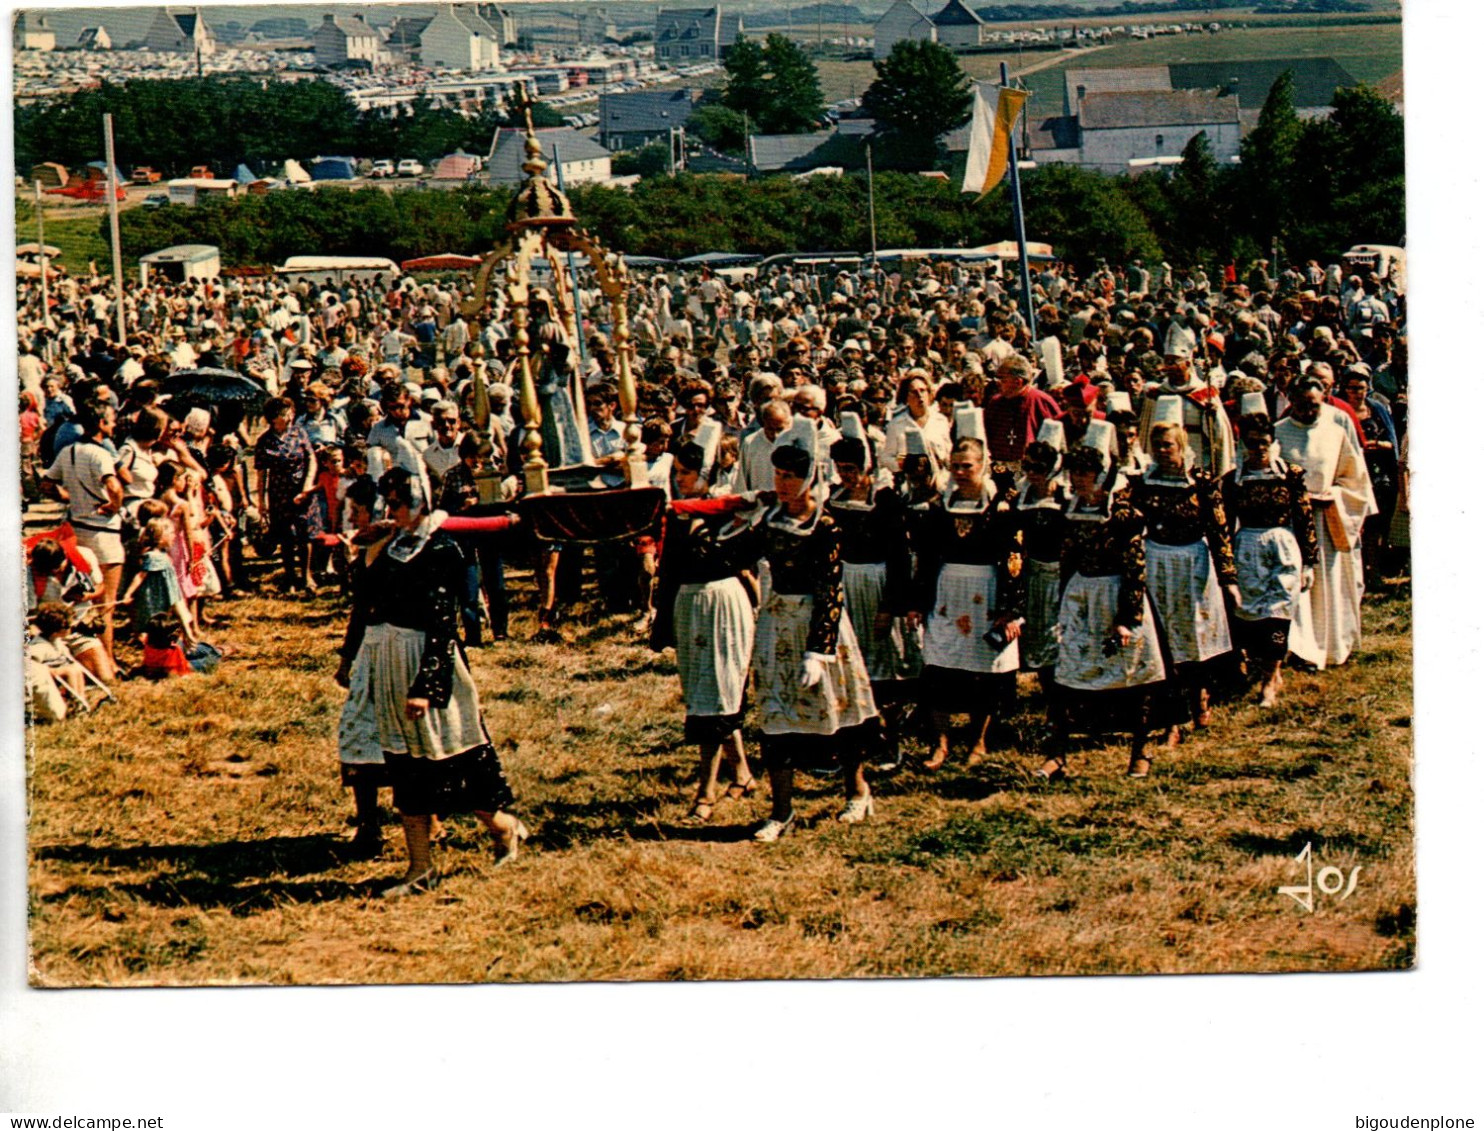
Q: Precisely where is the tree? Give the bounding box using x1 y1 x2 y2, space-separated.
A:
1163 131 1231 268
860 40 973 172
689 104 748 154
720 36 768 125
1237 70 1307 250
758 34 824 134
720 33 823 136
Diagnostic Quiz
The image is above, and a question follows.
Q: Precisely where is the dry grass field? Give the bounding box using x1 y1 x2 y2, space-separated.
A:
26 523 1415 986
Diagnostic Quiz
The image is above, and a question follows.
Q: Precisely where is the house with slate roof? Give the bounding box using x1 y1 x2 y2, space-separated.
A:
313 13 386 67
419 5 501 70
487 127 611 186
872 0 935 58
929 0 985 49
654 7 743 63
14 12 56 51
143 7 215 55
600 88 703 151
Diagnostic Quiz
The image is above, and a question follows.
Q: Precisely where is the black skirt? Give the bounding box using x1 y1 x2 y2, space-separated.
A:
384 743 515 818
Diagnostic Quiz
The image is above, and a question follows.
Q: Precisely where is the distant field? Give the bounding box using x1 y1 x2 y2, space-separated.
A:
756 19 1400 107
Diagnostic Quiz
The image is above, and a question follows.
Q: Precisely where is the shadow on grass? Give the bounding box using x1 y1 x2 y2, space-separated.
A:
35 834 386 915
1225 828 1383 859
49 875 384 916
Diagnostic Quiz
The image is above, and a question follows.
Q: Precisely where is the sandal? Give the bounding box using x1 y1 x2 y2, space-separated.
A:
724 777 758 802
1034 757 1068 781
1127 755 1153 780
682 798 715 825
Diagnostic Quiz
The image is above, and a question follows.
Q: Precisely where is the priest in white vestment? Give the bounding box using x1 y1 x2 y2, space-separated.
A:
1274 374 1376 669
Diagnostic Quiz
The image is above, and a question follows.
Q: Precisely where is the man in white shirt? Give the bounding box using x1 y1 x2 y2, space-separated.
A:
420 400 465 488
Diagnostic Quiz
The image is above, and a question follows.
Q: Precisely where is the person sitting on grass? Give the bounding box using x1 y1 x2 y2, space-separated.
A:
27 603 94 709
140 612 222 680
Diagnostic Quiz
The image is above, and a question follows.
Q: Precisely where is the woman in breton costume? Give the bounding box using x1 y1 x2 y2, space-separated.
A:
1013 420 1071 686
355 469 527 897
1274 374 1376 669
649 429 760 824
1046 421 1167 780
1128 396 1239 745
723 426 879 840
1221 393 1319 707
1106 390 1150 477
911 407 1025 772
826 412 917 771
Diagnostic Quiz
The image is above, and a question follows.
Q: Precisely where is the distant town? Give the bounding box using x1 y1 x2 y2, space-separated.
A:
13 2 1402 192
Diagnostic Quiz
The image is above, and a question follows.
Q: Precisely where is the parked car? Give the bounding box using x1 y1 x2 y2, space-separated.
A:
396 158 424 177
131 166 162 184
189 165 214 179
142 192 170 210
370 159 395 179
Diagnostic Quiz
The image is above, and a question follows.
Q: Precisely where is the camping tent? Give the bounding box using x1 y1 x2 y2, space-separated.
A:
85 160 128 186
433 151 481 180
29 162 67 188
234 164 257 184
311 156 356 181
281 159 312 185
979 239 1055 261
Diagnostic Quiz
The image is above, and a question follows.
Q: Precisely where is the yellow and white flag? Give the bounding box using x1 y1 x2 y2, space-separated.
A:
961 81 1029 197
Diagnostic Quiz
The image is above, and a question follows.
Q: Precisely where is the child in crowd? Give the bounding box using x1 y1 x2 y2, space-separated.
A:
141 613 223 680
122 516 199 649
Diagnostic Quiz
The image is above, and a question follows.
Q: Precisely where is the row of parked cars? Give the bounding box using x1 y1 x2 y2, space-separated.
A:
370 159 426 178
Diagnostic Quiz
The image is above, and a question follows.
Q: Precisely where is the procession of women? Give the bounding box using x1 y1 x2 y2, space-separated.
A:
21 215 1403 898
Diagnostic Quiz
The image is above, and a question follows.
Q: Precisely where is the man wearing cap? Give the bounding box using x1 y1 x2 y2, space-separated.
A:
1274 374 1375 669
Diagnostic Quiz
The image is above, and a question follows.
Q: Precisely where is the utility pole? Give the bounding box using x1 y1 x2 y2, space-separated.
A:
103 113 127 345
865 141 878 275
35 180 52 356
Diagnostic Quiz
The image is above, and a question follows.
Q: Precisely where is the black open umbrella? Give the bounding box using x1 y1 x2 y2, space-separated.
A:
160 368 271 420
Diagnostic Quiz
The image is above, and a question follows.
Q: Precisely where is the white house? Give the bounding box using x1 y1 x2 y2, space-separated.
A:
143 7 215 55
14 12 57 52
1076 91 1241 171
487 127 611 187
419 5 501 71
313 13 386 67
872 0 934 58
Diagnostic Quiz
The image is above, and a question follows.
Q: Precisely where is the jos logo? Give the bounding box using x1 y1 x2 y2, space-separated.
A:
1278 841 1361 913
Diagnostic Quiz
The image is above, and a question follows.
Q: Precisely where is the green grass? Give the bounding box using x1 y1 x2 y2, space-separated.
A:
25 509 1415 985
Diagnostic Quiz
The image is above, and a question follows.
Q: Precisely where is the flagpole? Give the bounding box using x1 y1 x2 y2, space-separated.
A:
1000 62 1037 342
103 113 128 346
865 141 878 274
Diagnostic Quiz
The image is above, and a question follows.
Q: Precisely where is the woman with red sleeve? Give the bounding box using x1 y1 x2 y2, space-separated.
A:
649 440 760 824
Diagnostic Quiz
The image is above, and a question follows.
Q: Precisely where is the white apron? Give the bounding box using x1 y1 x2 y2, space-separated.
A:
1054 573 1166 691
1233 525 1304 622
842 560 917 682
1145 540 1232 665
361 622 487 759
752 592 877 736
673 577 755 717
923 561 1020 674
1022 556 1062 670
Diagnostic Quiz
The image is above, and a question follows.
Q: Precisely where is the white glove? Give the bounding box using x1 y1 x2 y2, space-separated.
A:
1301 566 1315 592
800 653 830 689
